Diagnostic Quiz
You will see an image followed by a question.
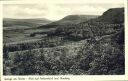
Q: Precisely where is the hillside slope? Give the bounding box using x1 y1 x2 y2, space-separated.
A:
3 18 52 28
98 8 124 24
39 15 98 28
52 8 124 39
51 15 98 25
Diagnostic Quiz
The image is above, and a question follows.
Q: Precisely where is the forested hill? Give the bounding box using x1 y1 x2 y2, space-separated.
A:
55 15 99 25
51 8 124 40
98 8 124 24
39 15 98 28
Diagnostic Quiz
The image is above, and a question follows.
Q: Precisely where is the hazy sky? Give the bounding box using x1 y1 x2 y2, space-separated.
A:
3 0 124 20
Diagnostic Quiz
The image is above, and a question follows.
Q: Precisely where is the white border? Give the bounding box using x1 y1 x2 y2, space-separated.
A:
125 0 128 78
0 1 3 81
0 0 128 81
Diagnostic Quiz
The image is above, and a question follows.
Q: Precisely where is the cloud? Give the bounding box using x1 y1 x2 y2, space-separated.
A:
3 1 124 20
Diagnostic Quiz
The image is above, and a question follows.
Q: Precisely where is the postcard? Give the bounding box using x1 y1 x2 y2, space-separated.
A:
0 0 128 81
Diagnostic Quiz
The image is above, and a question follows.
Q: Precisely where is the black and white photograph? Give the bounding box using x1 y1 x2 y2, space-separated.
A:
2 0 126 76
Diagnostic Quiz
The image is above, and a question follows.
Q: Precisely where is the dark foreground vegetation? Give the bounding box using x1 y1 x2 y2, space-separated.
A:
3 8 125 75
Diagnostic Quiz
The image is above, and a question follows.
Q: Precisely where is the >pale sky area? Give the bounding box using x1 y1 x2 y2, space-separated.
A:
3 0 124 20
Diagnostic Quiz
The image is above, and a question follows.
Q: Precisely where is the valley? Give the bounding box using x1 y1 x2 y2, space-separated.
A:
3 8 125 75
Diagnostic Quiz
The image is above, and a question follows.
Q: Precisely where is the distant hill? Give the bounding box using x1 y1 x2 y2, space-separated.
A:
54 15 99 25
39 15 98 28
3 18 52 28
